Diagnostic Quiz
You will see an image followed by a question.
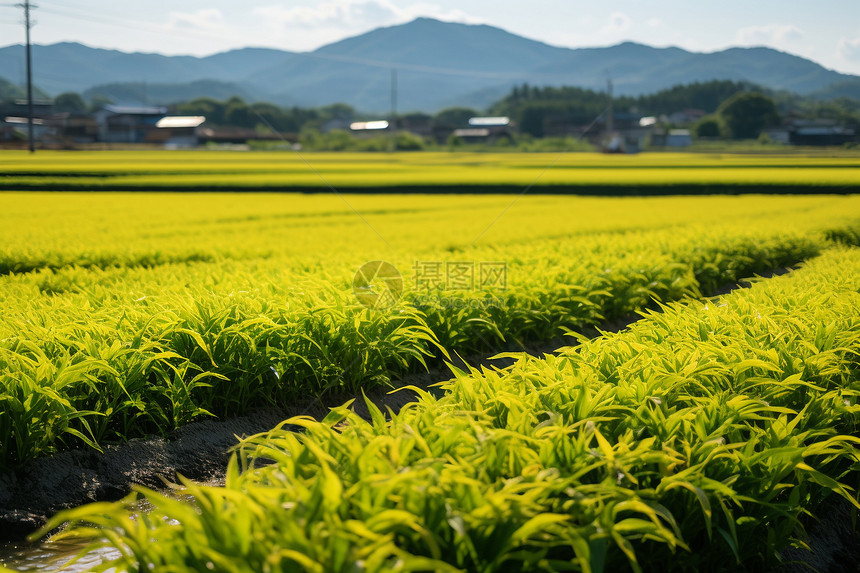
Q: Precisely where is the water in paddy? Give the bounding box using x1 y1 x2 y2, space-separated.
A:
0 481 219 572
0 538 120 572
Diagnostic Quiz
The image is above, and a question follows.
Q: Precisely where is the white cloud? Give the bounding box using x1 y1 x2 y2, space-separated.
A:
253 1 395 27
735 24 804 47
253 1 480 31
602 12 633 35
646 17 662 28
838 37 860 61
246 1 484 51
164 9 228 33
401 3 483 24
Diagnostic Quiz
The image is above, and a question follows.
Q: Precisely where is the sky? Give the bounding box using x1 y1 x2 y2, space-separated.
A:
2 0 860 75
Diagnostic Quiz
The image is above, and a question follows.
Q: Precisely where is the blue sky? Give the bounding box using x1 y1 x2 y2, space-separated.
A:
2 0 860 74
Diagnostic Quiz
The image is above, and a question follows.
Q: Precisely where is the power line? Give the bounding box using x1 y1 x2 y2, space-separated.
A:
390 68 397 152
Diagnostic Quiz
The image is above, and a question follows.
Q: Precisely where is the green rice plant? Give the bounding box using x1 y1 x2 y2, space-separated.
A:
0 340 104 465
1 191 859 469
38 247 860 572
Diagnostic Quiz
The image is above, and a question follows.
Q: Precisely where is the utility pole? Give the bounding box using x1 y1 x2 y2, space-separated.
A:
606 76 613 135
18 0 36 152
390 68 397 152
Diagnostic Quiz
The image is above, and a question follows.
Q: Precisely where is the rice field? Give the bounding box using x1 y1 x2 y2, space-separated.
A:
31 247 860 572
2 150 860 192
1 149 860 571
1 191 858 471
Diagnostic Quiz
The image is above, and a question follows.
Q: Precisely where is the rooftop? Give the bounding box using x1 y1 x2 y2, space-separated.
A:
156 116 206 129
102 104 168 115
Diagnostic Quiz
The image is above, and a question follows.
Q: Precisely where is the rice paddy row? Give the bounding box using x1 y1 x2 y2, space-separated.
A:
1 193 858 470
2 150 860 192
39 246 860 572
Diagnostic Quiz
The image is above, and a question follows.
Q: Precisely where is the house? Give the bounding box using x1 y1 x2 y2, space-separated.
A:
452 128 493 143
762 128 790 145
666 129 693 147
667 109 707 125
146 116 206 148
349 120 390 136
321 118 352 133
94 105 209 146
94 105 168 143
451 117 514 144
0 98 54 119
788 119 855 146
198 126 291 146
399 113 433 138
55 113 99 143
650 128 693 148
0 99 61 145
1 116 53 141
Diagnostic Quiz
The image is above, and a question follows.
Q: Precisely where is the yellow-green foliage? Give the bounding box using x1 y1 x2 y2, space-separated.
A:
0 193 859 468
42 248 860 572
0 193 858 465
2 150 860 189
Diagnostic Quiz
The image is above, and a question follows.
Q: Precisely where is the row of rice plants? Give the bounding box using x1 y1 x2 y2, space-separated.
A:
3 150 860 173
1 210 858 470
41 246 860 572
2 150 859 191
5 168 860 191
2 193 854 277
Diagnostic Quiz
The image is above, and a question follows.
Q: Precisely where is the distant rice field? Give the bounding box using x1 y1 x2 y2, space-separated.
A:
2 149 860 192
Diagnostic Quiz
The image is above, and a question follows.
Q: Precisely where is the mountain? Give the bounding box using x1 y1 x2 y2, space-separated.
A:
810 77 860 100
0 18 857 112
82 79 268 107
0 43 297 97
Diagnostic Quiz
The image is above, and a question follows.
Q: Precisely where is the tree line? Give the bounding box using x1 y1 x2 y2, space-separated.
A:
3 76 859 144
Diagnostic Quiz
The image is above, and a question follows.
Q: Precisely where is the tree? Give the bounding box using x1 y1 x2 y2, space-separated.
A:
433 107 478 130
394 131 426 151
0 77 25 101
319 103 355 121
178 97 226 125
519 105 548 138
717 92 780 139
87 94 114 113
53 92 86 114
693 115 725 138
251 102 292 132
223 97 254 128
633 80 755 116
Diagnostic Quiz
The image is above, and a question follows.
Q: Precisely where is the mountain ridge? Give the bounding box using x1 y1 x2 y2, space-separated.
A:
0 17 856 112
